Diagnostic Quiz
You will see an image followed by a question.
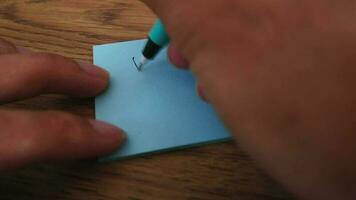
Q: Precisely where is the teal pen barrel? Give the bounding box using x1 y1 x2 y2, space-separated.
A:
148 20 170 46
142 20 170 59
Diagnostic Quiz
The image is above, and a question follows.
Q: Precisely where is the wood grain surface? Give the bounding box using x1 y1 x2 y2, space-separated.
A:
0 1 295 199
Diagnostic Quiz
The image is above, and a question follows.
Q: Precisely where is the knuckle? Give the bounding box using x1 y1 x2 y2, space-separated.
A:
31 52 65 64
45 111 79 132
9 112 88 160
42 111 89 142
25 53 60 77
27 52 79 75
24 53 80 88
18 132 40 160
30 52 61 67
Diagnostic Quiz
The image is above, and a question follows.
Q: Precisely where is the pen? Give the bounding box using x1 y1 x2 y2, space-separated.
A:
135 20 170 71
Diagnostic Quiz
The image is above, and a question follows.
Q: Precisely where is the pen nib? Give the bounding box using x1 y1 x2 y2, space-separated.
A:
132 56 148 72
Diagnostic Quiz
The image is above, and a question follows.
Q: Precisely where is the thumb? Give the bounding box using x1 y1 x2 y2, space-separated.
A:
0 110 125 170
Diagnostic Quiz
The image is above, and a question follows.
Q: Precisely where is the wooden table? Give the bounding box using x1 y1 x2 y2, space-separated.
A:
0 1 294 199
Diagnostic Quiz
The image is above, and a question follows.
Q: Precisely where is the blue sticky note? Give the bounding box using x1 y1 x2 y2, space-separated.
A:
94 39 231 161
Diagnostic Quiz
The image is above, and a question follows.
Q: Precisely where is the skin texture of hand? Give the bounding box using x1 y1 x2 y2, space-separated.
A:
143 1 356 199
0 39 125 170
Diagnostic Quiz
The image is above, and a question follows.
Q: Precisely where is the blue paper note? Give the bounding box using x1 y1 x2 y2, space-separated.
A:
94 39 231 161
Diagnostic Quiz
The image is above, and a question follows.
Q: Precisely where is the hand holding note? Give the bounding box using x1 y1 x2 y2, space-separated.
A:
0 38 125 170
144 1 356 199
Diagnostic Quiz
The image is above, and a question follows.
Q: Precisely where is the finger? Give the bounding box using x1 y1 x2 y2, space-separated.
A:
0 53 109 103
168 45 189 69
0 109 125 170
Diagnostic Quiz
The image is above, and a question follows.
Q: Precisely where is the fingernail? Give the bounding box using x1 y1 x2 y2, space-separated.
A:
196 84 208 103
78 62 109 80
168 46 189 69
89 120 126 140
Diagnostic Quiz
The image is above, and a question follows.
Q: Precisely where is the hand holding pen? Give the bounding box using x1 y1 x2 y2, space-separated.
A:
143 1 356 200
